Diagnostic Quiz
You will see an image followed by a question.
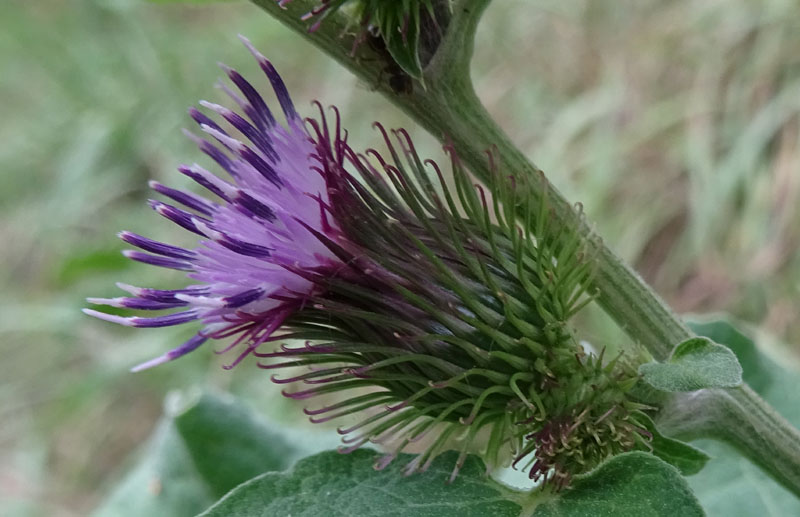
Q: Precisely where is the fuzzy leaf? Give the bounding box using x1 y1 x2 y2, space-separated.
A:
533 452 704 516
93 391 296 517
687 319 800 516
202 449 710 517
639 337 743 392
636 413 710 476
688 320 771 392
93 421 214 517
173 392 297 497
200 449 522 517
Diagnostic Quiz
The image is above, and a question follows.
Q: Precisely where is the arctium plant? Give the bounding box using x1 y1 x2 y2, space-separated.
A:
70 0 800 514
85 38 652 488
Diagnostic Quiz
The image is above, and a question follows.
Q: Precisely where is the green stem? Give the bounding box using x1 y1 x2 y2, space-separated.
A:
658 385 800 496
250 0 800 497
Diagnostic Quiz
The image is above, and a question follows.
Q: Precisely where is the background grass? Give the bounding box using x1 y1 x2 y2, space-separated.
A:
1 0 799 514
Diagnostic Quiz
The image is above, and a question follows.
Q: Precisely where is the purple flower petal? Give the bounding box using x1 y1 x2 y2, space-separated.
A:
118 231 196 259
123 250 194 271
86 38 340 370
83 309 199 328
148 181 216 216
86 296 188 310
130 333 209 372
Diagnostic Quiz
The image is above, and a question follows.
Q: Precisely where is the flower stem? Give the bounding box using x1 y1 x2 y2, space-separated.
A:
658 385 800 496
250 0 800 497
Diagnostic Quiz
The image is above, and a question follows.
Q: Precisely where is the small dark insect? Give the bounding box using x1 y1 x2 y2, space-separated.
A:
365 32 414 95
385 67 414 95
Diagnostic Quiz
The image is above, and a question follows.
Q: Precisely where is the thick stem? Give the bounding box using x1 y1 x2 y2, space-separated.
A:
658 385 800 496
251 0 800 497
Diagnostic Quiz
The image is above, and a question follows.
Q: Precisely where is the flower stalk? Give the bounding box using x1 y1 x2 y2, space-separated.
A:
255 0 800 498
658 385 800 497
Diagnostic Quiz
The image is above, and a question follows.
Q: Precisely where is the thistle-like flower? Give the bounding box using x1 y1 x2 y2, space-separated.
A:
86 37 650 486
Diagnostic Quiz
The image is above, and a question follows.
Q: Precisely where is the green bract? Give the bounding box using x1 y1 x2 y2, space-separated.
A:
261 113 654 486
281 0 444 79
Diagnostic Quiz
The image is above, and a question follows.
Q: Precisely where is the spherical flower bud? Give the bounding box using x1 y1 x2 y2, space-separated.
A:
86 36 651 487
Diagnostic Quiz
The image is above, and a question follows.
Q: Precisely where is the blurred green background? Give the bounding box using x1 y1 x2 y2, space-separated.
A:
2 0 799 514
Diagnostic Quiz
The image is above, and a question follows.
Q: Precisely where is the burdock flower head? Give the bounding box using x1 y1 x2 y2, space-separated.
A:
86 37 651 487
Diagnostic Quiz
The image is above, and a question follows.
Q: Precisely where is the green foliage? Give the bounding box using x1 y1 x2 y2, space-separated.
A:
688 320 800 516
382 5 423 80
636 413 710 476
93 420 215 517
364 0 432 79
55 248 130 287
688 320 772 392
200 449 522 517
533 452 704 517
277 0 439 79
639 337 743 392
94 392 297 517
200 449 706 517
172 392 297 497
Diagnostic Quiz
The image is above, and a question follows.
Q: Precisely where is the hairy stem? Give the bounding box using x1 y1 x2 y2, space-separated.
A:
658 385 800 496
251 0 800 497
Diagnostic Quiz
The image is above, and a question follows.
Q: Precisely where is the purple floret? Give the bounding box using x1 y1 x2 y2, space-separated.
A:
85 36 344 371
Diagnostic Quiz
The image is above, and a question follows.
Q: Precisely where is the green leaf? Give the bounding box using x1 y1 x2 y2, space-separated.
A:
639 337 743 392
93 420 215 517
687 320 771 392
200 449 522 517
533 452 704 516
636 413 710 476
688 319 800 516
203 449 708 517
93 391 297 517
383 15 424 80
55 248 130 287
173 392 297 497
